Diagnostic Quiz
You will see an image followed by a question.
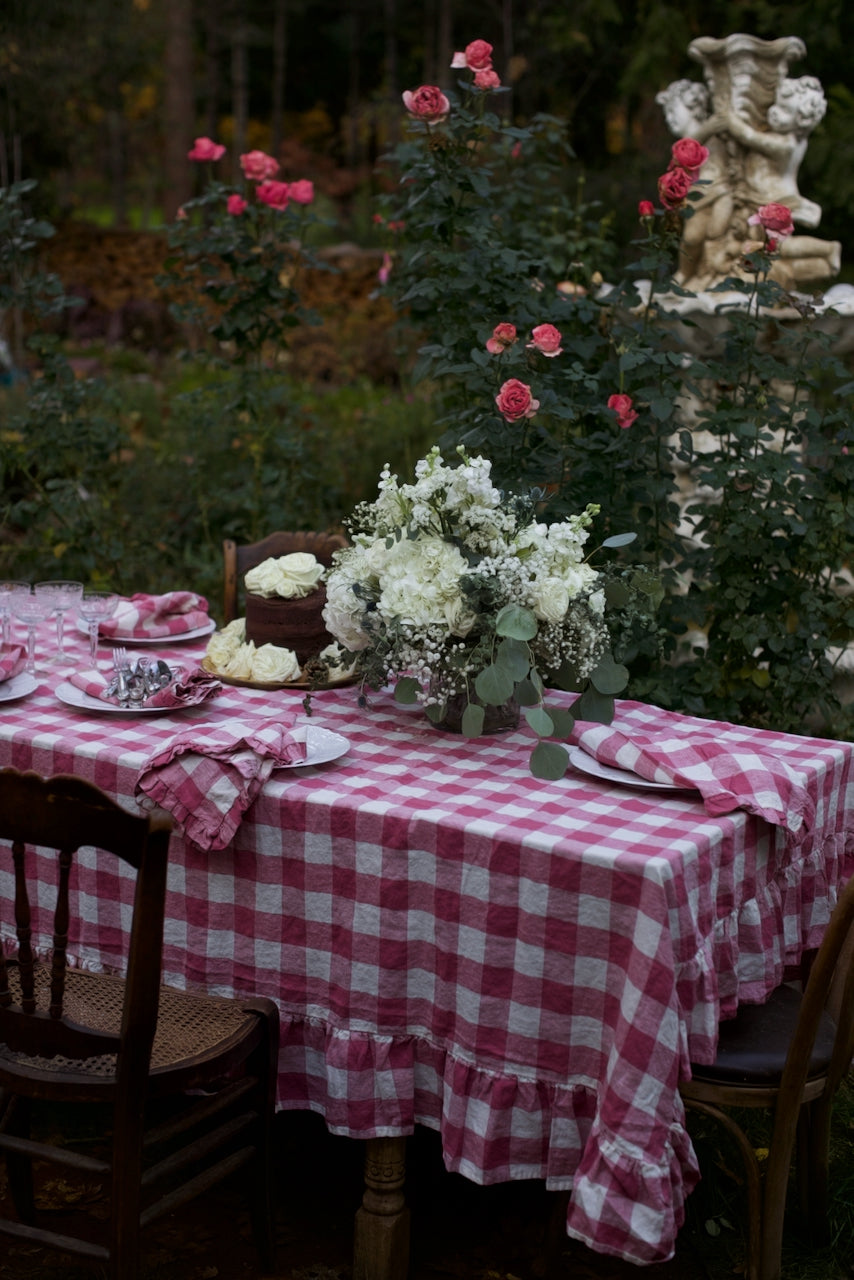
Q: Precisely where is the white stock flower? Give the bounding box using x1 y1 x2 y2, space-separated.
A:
251 643 301 683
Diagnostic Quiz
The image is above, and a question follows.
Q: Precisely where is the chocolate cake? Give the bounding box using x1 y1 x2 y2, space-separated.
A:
243 585 333 665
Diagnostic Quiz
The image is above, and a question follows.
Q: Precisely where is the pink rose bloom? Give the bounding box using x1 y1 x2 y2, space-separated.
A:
287 180 314 205
638 199 655 218
256 180 290 210
176 206 188 220
226 194 248 216
187 136 225 162
486 322 517 354
607 393 638 430
495 379 539 423
748 202 794 238
240 150 280 182
669 137 709 178
511 141 523 160
451 39 493 72
474 68 501 90
402 85 450 123
378 252 392 286
657 167 693 210
527 323 563 358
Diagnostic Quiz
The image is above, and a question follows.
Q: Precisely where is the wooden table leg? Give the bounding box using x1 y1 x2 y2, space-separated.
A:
353 1135 410 1280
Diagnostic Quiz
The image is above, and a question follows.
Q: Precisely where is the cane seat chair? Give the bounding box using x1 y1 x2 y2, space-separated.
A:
222 530 348 624
0 768 280 1279
680 872 854 1280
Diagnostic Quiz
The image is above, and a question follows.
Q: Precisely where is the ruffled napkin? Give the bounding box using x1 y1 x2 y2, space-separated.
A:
134 717 306 851
68 666 222 709
99 591 210 640
572 702 814 835
0 645 26 683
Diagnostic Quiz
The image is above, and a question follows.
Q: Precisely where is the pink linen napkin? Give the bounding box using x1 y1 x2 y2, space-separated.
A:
0 646 26 682
572 702 814 835
98 591 210 640
68 669 113 700
134 718 307 852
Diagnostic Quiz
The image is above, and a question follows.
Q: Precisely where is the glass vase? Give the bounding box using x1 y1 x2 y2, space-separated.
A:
431 690 520 736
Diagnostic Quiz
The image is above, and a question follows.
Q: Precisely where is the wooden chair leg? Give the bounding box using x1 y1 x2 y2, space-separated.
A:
353 1135 410 1280
1 1094 35 1222
803 1096 832 1244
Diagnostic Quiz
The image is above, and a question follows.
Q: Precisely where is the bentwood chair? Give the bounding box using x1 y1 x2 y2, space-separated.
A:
222 529 348 624
0 769 280 1279
680 872 854 1280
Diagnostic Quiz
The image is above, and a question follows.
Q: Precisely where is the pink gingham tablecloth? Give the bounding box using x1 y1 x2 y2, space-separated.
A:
1 628 852 1266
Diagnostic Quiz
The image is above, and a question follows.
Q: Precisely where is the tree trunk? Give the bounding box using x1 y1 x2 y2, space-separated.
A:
383 0 399 147
501 0 513 119
271 0 287 158
231 16 249 181
163 0 195 221
204 0 221 141
437 0 452 89
345 1 360 167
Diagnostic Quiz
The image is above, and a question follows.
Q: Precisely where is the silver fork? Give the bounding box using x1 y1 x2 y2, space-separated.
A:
112 646 129 671
111 646 130 705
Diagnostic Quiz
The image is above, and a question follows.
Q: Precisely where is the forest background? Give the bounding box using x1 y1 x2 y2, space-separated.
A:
3 0 854 259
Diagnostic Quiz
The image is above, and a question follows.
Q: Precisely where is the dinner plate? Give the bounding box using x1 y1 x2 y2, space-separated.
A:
568 746 695 792
0 672 38 703
77 619 216 645
284 725 350 768
55 681 184 717
200 655 358 691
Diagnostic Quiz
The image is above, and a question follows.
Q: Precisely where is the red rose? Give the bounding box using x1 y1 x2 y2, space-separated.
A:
748 203 794 238
226 194 247 216
402 85 450 123
638 199 655 218
495 379 539 422
669 138 709 178
657 167 693 210
451 39 493 72
527 323 563 357
187 136 225 162
607 393 638 430
474 68 501 90
256 180 290 210
287 180 314 205
240 150 279 182
486 323 517 354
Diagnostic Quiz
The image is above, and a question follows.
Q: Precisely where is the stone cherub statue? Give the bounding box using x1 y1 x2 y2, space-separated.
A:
656 34 841 294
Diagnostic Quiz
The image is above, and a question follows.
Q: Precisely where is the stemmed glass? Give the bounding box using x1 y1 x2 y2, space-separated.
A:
10 589 56 675
0 581 31 649
77 590 120 668
35 580 84 665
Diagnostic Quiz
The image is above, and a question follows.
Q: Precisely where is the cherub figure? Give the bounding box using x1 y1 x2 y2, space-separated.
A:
720 75 826 227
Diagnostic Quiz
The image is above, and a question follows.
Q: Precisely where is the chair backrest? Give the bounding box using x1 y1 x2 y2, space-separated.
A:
0 769 173 1080
222 529 348 623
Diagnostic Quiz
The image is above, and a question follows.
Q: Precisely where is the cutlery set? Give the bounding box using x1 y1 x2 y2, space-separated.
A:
107 649 173 707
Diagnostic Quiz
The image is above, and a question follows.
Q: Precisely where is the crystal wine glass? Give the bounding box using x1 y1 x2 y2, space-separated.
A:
10 588 56 675
35 580 84 666
0 580 30 649
77 590 120 667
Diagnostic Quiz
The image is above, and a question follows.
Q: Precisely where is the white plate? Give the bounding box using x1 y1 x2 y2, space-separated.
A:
76 618 216 645
568 746 694 792
0 672 38 703
282 725 350 768
55 681 184 716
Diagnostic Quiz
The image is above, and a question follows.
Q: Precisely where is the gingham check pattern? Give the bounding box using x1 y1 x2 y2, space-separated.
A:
0 645 25 682
574 701 814 834
1 626 852 1265
98 591 210 639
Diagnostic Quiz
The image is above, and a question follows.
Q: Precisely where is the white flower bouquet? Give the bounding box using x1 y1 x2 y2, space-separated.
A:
323 447 633 778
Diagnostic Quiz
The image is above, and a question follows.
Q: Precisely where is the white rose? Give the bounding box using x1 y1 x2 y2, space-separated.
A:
244 558 287 598
531 576 571 624
222 641 257 679
323 579 371 651
205 628 243 670
221 617 246 641
251 643 301 683
443 595 477 637
272 553 325 598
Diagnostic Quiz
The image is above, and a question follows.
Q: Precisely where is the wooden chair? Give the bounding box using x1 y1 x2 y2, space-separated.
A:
222 530 348 624
0 769 280 1279
680 872 854 1280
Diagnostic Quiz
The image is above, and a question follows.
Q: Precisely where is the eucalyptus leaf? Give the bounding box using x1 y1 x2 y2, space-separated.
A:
514 677 540 706
590 658 629 695
495 603 538 641
548 707 576 739
496 636 531 681
530 740 569 780
576 686 615 725
461 702 485 736
601 532 637 548
394 677 421 704
424 702 446 723
524 705 554 737
474 664 515 705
